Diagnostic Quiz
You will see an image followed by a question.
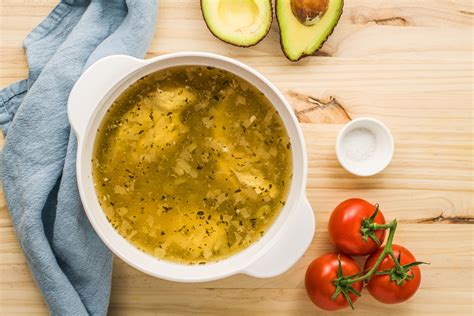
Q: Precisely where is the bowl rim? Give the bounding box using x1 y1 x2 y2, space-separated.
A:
73 52 310 282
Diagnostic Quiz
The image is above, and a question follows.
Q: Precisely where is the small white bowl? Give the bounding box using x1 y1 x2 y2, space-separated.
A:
336 117 394 177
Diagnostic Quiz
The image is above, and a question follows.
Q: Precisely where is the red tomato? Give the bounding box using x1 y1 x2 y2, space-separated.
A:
328 198 386 256
364 244 421 304
305 253 363 311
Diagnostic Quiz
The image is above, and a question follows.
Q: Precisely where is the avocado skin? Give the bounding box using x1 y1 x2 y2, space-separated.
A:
276 0 344 62
200 0 273 48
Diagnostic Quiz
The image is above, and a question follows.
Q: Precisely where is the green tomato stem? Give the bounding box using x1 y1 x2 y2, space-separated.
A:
371 223 392 230
348 219 398 284
388 250 405 272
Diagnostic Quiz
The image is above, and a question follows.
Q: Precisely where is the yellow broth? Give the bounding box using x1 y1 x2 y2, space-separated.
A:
92 66 292 264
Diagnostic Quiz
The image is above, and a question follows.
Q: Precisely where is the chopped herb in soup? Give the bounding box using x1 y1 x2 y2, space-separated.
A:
92 66 292 264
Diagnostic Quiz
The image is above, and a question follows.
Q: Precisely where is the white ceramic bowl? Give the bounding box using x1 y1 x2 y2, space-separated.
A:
68 52 315 282
336 117 394 177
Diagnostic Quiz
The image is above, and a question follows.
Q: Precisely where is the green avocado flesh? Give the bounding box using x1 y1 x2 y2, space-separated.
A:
277 0 343 61
201 0 272 47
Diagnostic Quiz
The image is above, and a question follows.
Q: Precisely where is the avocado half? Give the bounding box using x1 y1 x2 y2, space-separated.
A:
201 0 272 47
276 0 343 61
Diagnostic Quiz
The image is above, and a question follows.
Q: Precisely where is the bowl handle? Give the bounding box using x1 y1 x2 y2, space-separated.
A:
242 197 315 278
68 55 147 139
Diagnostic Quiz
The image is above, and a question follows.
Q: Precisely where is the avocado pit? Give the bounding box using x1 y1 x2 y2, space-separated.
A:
291 0 328 25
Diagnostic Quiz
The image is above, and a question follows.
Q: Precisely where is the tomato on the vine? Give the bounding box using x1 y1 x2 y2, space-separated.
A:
328 198 386 256
364 244 421 304
305 253 363 311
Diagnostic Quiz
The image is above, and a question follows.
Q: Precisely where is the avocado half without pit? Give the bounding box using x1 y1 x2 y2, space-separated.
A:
201 0 273 47
277 0 343 61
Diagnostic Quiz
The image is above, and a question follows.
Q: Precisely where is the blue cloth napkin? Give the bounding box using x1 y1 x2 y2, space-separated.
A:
0 1 158 314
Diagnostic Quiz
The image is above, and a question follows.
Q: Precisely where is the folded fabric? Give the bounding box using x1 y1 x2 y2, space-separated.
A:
0 1 158 314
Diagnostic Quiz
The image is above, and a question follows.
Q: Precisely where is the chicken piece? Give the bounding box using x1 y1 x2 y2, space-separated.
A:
231 168 278 198
160 214 228 260
146 86 197 111
107 86 196 163
108 109 186 163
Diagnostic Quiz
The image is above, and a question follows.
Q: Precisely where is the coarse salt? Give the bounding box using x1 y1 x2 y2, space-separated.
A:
342 128 376 162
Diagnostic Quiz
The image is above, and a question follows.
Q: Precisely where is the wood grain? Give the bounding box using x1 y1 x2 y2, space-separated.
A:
0 0 473 315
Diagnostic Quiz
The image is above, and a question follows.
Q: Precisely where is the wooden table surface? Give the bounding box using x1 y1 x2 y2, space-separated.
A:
1 0 473 315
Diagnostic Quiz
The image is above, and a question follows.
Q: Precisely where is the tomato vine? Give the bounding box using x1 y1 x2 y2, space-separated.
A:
331 211 429 309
